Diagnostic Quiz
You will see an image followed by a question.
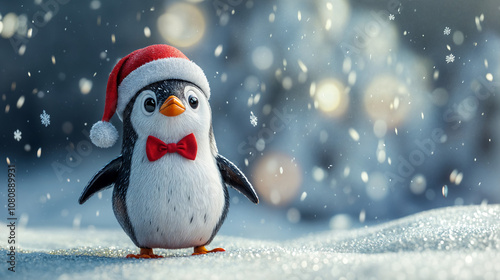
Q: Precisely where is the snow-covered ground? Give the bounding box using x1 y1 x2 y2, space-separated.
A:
1 205 499 280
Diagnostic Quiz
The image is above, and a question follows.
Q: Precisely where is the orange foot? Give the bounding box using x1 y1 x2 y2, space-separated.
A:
126 248 164 259
192 246 225 256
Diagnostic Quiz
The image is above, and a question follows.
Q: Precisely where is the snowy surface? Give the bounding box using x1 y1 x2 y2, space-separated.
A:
2 205 499 280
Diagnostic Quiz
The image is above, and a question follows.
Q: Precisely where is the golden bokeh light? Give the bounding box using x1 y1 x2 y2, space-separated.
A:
253 153 302 207
157 3 206 48
363 74 411 127
313 78 349 118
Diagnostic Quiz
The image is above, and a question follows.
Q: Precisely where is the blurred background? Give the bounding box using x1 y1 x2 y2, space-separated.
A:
1 0 499 240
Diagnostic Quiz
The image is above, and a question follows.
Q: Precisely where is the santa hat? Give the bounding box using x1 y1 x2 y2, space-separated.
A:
90 44 211 148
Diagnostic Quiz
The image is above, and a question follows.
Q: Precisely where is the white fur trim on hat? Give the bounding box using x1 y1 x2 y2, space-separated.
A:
116 57 210 120
90 121 119 148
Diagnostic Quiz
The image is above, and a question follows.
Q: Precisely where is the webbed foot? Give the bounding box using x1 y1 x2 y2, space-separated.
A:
192 246 225 255
126 248 164 259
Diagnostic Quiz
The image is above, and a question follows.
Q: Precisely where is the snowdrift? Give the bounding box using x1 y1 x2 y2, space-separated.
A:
1 205 499 279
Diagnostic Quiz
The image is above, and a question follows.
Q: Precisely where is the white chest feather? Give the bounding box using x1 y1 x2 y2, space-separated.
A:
126 137 225 249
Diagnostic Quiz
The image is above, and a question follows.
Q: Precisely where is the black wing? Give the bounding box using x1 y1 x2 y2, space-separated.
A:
78 155 123 204
216 154 259 204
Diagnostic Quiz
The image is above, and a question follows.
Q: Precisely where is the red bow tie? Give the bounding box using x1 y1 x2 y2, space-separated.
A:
146 133 197 162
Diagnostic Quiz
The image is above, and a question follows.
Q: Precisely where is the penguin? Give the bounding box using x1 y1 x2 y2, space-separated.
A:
78 45 259 258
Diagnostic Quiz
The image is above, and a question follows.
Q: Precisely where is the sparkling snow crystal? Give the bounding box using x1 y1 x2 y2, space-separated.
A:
40 110 51 127
445 53 455 63
443 26 451 35
250 111 258 127
14 129 22 141
389 14 395 20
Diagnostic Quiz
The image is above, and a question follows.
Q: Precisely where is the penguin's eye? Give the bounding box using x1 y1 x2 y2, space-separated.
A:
144 98 156 113
139 90 157 116
188 96 199 109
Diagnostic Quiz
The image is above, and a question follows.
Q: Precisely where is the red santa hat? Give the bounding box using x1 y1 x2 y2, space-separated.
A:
90 44 211 148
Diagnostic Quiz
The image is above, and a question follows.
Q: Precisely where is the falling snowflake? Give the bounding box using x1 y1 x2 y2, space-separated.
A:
389 14 395 20
250 111 258 127
13 129 22 141
443 27 451 35
40 110 51 127
445 53 455 63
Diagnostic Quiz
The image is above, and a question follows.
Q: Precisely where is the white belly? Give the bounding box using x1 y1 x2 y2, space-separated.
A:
125 139 225 249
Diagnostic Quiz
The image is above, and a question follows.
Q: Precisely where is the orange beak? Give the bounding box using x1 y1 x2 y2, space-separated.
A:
160 95 186 117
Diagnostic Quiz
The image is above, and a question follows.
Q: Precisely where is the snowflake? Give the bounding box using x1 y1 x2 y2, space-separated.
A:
445 53 455 63
13 129 22 141
443 27 451 35
250 111 258 127
389 14 395 21
40 110 51 127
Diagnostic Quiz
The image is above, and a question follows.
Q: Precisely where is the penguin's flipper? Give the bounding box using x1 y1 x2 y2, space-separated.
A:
78 155 123 204
216 154 259 204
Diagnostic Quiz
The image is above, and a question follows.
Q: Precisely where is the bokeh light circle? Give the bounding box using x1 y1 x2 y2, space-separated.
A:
253 153 302 207
314 78 349 118
318 0 351 38
366 172 388 201
363 75 411 127
1 13 18 39
157 3 206 48
252 46 274 70
410 174 427 195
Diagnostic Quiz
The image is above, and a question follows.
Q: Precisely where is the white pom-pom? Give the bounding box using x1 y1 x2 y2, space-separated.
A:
90 121 118 148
